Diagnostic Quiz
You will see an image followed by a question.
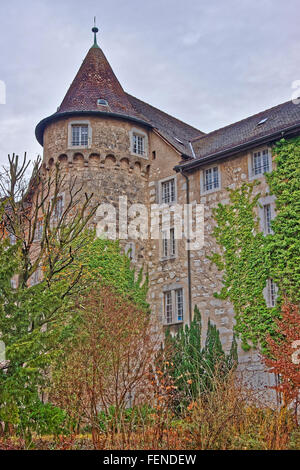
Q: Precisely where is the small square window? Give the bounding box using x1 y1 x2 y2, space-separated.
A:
71 124 89 147
161 179 176 204
132 134 145 156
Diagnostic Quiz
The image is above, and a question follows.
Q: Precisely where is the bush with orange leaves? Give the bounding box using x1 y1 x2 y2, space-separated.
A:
186 369 298 450
50 284 160 449
263 302 300 422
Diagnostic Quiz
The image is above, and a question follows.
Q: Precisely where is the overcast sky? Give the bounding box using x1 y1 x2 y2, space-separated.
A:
0 0 299 165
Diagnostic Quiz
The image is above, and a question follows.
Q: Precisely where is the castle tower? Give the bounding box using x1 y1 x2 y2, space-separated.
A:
35 24 203 329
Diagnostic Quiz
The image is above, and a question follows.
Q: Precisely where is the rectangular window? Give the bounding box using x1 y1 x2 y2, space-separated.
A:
252 149 270 176
71 124 89 146
125 242 135 261
54 195 64 220
203 166 220 192
162 228 176 258
35 220 43 241
164 291 173 324
9 232 16 245
175 288 184 322
267 279 277 307
133 134 145 155
162 230 168 258
164 288 184 324
170 228 176 257
161 178 176 203
30 268 41 287
263 204 272 234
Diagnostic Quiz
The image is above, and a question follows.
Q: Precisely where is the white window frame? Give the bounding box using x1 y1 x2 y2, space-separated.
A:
129 128 148 158
133 134 145 156
163 286 184 325
68 120 92 149
200 164 221 195
158 176 177 204
161 227 176 260
248 147 272 180
258 195 276 235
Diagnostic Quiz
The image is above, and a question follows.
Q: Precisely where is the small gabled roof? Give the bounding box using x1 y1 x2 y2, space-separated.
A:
190 99 300 162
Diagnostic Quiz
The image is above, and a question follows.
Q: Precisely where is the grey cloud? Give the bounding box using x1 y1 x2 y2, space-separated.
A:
0 0 299 165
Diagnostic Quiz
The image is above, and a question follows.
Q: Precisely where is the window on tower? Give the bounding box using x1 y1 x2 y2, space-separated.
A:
132 133 145 156
71 124 89 147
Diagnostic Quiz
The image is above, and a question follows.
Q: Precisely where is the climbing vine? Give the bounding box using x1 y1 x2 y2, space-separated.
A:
209 182 275 351
210 136 300 352
266 137 300 303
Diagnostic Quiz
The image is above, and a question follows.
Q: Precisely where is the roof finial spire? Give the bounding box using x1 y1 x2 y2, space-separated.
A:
92 17 99 48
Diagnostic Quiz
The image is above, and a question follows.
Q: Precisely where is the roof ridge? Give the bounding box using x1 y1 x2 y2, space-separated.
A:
191 99 295 143
126 92 204 136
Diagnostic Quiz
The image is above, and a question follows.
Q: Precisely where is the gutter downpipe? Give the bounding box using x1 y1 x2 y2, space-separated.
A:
178 167 193 326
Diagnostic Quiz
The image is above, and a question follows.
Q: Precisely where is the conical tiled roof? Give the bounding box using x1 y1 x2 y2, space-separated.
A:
57 45 142 118
35 33 203 149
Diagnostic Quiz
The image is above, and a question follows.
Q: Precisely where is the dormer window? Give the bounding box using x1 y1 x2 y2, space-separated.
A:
133 133 145 156
97 98 108 106
71 124 89 147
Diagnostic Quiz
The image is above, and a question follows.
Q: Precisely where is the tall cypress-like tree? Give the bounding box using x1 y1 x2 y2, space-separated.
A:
165 306 237 407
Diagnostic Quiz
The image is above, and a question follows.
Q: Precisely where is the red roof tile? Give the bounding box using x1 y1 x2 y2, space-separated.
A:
57 45 142 119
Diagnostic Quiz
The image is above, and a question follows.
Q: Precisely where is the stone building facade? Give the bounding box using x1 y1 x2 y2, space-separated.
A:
35 29 300 387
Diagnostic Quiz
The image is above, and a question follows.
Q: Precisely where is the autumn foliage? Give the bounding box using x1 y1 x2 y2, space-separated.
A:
263 302 300 416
